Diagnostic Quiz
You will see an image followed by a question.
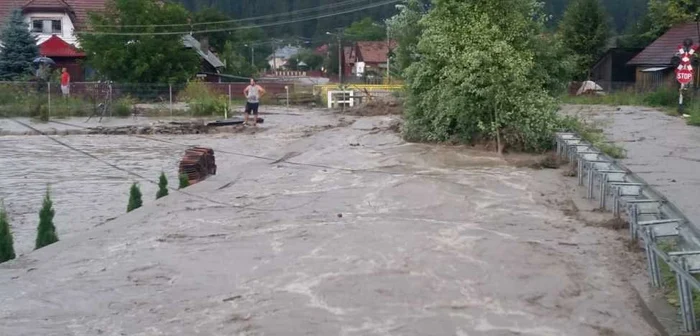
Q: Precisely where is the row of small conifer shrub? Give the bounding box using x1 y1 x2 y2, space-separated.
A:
0 172 190 264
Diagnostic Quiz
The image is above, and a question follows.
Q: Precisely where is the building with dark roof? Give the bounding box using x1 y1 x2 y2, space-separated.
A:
627 22 700 89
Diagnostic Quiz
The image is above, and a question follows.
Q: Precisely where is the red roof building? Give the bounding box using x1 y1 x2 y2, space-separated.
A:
627 23 700 89
342 40 397 78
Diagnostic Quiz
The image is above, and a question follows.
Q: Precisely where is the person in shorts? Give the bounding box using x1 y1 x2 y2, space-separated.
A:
243 78 265 126
60 68 70 97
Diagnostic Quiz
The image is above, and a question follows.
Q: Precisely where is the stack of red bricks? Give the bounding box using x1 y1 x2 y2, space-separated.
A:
178 147 216 185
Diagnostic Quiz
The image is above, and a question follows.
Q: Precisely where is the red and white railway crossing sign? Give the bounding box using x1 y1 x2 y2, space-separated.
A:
676 45 697 85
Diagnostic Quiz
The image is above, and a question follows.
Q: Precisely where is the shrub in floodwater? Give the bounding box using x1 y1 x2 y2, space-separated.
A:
35 186 58 250
127 183 143 213
178 173 190 189
156 172 169 199
0 201 16 263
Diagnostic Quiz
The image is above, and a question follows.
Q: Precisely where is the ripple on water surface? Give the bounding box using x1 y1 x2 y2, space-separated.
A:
0 135 191 254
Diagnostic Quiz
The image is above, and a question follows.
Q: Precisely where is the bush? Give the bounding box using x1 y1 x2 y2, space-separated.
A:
111 96 136 117
403 0 568 153
642 86 678 107
35 186 58 250
179 80 227 117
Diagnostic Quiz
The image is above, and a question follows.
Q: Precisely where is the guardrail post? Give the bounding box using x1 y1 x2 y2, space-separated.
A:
649 230 661 287
678 257 698 332
645 228 660 287
577 158 584 186
629 204 639 240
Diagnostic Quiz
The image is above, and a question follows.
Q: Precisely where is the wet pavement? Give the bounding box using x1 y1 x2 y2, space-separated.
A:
0 108 660 335
563 104 700 231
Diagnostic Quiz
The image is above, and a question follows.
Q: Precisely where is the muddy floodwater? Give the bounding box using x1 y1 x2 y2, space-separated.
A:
0 110 662 335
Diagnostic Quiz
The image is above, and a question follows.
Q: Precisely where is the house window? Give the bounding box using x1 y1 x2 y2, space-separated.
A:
31 19 62 34
51 20 61 34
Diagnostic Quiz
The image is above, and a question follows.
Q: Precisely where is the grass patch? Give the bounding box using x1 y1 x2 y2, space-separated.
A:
562 86 689 117
559 116 626 159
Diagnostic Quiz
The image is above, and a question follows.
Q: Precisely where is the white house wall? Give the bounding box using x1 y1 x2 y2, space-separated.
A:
23 11 78 46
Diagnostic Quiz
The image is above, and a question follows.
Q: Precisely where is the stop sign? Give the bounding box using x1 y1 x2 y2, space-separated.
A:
678 68 693 84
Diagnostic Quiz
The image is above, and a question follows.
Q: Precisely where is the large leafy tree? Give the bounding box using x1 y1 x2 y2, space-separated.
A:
0 9 39 80
386 0 427 74
344 17 386 42
558 0 612 80
403 0 570 153
79 0 200 83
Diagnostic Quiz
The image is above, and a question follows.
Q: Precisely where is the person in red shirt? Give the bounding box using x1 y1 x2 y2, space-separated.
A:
60 68 70 97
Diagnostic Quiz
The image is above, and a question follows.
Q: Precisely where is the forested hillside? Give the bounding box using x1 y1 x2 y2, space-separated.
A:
174 0 649 37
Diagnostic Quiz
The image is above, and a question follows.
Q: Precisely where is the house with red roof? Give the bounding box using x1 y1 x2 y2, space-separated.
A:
344 40 397 79
627 22 700 89
0 0 106 81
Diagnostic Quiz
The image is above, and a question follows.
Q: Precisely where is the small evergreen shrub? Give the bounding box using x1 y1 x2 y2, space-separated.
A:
0 201 16 263
156 172 169 199
127 183 143 212
178 174 190 189
35 187 58 250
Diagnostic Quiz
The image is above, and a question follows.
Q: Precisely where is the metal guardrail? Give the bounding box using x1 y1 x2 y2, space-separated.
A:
556 132 700 332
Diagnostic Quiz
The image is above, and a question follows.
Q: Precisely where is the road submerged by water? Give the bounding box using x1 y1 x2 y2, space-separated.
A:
0 108 661 335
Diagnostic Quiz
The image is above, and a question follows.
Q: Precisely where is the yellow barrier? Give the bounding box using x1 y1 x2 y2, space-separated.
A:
314 84 404 105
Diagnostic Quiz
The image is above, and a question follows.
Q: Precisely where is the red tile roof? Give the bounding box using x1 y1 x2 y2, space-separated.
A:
355 40 397 64
628 23 700 66
0 0 105 30
39 34 84 57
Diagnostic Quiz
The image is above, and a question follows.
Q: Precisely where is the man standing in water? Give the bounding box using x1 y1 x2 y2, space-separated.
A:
243 78 265 126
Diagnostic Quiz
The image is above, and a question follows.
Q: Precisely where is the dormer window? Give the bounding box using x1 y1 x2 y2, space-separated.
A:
31 18 62 34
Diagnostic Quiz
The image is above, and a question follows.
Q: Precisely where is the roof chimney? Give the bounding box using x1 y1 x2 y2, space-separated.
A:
200 37 209 53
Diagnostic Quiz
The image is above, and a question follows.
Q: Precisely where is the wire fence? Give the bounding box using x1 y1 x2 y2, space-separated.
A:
0 81 318 119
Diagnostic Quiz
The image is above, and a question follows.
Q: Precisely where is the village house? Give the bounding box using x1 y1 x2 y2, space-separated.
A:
344 40 396 79
0 0 224 82
627 22 700 89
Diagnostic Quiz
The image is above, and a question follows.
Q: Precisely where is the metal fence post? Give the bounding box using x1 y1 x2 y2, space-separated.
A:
47 82 51 120
169 84 173 118
228 84 232 119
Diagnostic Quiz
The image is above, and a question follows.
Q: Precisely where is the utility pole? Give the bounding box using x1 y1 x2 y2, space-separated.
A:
245 44 255 68
386 26 390 84
327 30 343 84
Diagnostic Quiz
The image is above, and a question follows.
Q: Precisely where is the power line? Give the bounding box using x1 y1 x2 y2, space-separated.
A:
94 0 378 28
45 119 446 178
81 0 399 36
4 117 318 213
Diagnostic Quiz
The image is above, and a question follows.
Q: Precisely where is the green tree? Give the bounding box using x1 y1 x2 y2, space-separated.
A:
35 187 58 250
403 0 566 153
0 9 39 80
221 41 255 77
558 0 612 80
156 172 169 199
78 0 200 83
386 0 426 74
127 183 143 212
0 201 16 263
345 17 386 42
644 0 699 41
288 49 324 70
179 174 190 189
